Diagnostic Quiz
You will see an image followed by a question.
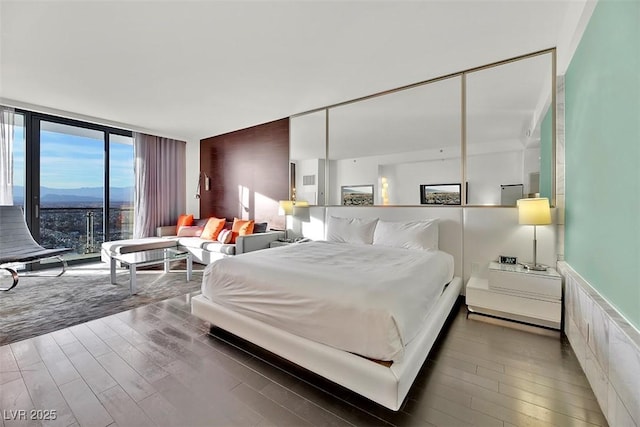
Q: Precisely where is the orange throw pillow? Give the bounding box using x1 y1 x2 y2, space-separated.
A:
176 214 194 234
231 218 255 243
201 217 226 240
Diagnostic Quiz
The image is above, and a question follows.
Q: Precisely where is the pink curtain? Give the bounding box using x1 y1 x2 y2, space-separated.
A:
133 133 186 238
0 106 15 205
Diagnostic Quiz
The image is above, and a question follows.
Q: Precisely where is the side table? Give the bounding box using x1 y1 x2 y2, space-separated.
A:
466 262 562 330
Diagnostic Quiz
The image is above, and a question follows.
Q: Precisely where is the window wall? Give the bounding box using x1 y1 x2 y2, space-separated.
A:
5 109 134 263
11 112 26 208
109 134 135 241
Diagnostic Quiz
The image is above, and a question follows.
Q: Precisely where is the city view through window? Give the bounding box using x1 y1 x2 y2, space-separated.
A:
11 114 134 259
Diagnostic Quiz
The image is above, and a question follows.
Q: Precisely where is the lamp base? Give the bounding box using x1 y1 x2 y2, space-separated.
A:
523 263 548 271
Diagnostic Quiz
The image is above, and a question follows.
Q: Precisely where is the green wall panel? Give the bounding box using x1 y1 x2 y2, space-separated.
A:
539 107 552 200
565 0 640 328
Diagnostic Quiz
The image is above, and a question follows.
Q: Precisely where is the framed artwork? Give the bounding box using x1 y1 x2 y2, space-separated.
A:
420 183 461 205
341 185 374 206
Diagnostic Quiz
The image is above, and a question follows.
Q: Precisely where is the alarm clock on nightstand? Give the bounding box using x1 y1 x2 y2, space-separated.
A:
498 255 518 265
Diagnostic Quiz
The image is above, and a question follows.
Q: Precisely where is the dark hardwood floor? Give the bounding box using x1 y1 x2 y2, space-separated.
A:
1 292 607 426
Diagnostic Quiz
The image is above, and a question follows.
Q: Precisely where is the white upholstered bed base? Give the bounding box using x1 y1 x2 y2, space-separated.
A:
191 276 462 411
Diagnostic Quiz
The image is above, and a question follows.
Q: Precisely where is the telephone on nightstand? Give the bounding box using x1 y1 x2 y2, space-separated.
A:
293 237 311 243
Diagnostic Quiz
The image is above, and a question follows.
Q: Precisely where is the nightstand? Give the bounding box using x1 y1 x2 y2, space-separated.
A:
269 240 292 248
466 262 562 330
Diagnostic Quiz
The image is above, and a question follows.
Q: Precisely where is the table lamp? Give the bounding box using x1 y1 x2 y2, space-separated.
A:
278 200 294 240
517 197 551 271
279 200 310 241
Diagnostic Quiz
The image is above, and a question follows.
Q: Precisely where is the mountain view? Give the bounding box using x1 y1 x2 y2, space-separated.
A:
12 186 134 206
10 186 136 255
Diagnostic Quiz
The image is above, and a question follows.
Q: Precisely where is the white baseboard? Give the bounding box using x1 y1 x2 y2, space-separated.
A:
558 261 639 427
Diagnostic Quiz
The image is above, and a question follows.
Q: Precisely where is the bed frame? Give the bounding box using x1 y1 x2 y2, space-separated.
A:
191 275 462 411
192 207 464 410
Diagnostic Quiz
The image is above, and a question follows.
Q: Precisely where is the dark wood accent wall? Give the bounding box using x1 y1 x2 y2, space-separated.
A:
199 118 289 230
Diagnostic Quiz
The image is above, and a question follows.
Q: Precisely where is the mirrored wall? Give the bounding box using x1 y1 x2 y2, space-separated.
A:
466 52 554 205
289 110 326 206
289 49 555 207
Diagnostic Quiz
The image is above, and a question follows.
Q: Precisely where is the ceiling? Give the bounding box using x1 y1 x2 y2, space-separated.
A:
0 1 592 143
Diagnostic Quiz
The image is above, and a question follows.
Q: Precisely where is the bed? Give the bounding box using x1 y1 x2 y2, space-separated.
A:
191 216 463 410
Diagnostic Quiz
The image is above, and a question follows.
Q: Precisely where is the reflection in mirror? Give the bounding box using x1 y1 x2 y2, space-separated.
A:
341 185 374 206
290 110 327 205
466 52 553 205
327 76 462 206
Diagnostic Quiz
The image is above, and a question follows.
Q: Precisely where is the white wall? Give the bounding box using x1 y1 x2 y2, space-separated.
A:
467 150 524 205
381 158 461 205
294 158 325 205
463 207 557 282
329 146 462 205
329 147 534 206
523 146 541 195
329 157 381 205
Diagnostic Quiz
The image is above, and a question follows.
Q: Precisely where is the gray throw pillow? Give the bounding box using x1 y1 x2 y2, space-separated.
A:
194 218 210 228
254 222 268 233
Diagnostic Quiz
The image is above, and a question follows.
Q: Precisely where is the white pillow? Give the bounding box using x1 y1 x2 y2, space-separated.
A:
373 219 439 251
177 226 203 237
217 229 233 244
326 216 378 245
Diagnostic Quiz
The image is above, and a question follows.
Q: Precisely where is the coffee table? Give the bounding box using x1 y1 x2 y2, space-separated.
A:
111 247 192 295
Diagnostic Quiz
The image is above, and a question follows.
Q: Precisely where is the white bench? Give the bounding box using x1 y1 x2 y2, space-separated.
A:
101 237 178 278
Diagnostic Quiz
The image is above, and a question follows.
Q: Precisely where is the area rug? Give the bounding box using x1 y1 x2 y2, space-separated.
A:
0 262 204 346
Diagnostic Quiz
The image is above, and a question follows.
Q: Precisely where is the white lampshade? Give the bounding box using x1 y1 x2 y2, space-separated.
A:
278 200 294 216
517 198 551 225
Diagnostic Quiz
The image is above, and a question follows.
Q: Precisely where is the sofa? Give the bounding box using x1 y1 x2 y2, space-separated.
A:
101 220 285 266
155 223 284 264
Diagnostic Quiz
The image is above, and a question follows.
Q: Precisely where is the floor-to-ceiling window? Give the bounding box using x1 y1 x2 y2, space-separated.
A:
108 134 134 241
39 121 105 256
11 112 26 209
7 109 134 264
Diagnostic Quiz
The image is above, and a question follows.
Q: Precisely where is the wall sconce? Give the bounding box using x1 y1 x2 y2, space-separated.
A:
195 172 211 199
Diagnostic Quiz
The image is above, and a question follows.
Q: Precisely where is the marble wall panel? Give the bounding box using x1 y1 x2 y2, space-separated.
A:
559 261 639 427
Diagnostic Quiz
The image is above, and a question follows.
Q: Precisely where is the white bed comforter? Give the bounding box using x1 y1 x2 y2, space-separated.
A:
201 241 454 361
